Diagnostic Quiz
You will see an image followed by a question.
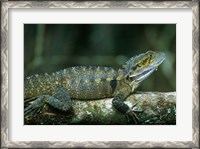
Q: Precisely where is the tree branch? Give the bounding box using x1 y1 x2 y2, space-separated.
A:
25 92 176 125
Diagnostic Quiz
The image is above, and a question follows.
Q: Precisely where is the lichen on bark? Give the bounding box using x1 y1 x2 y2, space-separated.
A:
25 92 176 125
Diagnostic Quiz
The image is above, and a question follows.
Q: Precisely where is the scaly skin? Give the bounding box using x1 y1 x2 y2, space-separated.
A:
24 51 166 123
25 67 126 99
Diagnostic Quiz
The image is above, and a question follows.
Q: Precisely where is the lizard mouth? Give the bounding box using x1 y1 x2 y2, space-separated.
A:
130 52 166 84
131 66 155 84
152 52 166 68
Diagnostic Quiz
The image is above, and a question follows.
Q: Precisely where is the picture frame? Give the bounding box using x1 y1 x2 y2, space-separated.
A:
1 1 199 148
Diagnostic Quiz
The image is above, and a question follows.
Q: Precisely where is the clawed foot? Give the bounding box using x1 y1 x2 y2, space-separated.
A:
24 104 44 120
24 96 45 119
126 104 142 124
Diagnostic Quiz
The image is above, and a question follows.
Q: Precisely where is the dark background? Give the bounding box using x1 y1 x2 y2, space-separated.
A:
24 24 176 92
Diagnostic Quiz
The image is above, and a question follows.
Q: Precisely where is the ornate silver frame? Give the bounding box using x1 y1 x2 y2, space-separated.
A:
1 1 199 148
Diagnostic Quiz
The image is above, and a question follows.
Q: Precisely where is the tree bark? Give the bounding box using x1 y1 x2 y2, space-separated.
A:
25 92 176 125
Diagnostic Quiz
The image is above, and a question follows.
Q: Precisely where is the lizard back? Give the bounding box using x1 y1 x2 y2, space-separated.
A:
61 66 125 99
25 66 126 100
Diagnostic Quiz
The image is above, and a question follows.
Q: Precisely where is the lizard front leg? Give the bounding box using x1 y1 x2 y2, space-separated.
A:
24 87 72 119
112 92 140 124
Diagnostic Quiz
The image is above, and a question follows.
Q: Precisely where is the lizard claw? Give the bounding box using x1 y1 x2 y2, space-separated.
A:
24 104 43 119
24 96 45 119
126 103 142 124
126 108 142 124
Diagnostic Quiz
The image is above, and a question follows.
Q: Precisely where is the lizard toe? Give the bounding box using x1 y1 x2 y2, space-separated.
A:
126 109 141 124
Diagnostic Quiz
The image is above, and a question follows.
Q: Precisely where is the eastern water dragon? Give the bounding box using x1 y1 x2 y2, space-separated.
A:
24 51 166 124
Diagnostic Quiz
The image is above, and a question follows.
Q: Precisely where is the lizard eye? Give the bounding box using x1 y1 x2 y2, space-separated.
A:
137 64 142 68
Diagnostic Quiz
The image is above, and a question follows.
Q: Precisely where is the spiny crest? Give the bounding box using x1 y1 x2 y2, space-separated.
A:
122 56 134 72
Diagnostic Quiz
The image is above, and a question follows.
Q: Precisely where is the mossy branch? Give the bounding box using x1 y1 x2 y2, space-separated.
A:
25 92 176 125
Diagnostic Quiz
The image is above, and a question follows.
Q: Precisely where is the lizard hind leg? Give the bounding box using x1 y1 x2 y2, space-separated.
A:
49 86 72 112
24 95 47 119
24 87 72 119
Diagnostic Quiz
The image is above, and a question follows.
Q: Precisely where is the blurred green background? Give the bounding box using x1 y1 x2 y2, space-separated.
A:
24 24 176 92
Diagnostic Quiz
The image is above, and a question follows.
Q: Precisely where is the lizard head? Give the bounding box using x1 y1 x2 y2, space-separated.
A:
123 51 166 84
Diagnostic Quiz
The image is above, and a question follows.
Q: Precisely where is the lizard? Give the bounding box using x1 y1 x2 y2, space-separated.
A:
24 51 166 124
